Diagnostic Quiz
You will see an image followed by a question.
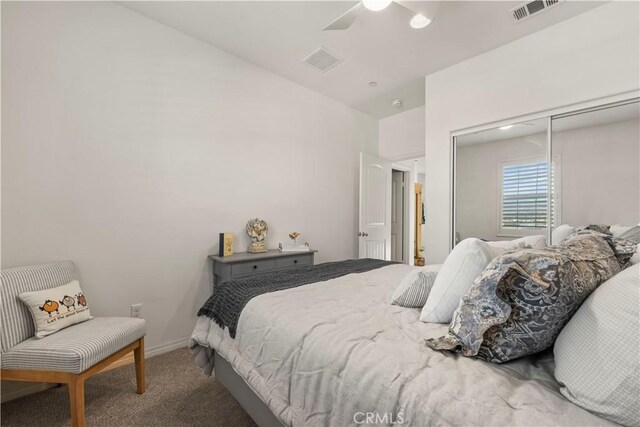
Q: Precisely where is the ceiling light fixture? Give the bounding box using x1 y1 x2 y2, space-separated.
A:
391 98 403 108
368 81 378 87
362 0 392 12
499 125 514 130
323 0 440 31
410 14 432 29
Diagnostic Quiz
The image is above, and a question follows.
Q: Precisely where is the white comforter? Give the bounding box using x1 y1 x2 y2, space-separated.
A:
190 264 612 427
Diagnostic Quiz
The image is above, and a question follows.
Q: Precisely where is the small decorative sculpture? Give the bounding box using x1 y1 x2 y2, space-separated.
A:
246 218 268 253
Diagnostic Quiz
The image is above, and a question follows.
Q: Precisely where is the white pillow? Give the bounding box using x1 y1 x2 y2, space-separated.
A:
611 224 640 265
420 236 547 324
420 239 499 324
486 235 547 253
390 264 442 308
552 224 576 245
19 280 93 338
554 264 639 426
610 224 637 236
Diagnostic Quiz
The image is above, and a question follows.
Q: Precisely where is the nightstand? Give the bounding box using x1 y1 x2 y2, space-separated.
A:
209 249 317 287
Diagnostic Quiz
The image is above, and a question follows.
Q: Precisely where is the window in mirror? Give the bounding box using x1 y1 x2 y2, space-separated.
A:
500 158 549 234
454 117 549 243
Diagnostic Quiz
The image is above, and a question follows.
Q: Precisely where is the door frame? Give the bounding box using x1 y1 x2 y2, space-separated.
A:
391 162 413 265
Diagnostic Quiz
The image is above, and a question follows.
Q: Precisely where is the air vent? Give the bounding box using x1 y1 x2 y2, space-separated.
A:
302 47 342 73
510 0 564 22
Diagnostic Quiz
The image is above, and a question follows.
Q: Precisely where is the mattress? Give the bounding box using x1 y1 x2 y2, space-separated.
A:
190 263 613 426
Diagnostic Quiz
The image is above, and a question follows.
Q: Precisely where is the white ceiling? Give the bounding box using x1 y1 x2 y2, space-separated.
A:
121 1 606 119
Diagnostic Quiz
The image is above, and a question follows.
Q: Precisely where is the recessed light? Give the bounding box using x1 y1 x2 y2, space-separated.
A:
410 14 432 29
368 81 378 87
362 0 392 12
499 125 514 130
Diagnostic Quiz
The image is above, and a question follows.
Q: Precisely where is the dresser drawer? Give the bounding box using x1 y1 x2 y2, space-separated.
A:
210 250 317 286
275 255 312 269
230 259 276 276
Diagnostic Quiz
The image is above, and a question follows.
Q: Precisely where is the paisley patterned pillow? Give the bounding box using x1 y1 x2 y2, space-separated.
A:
574 226 637 267
425 231 636 363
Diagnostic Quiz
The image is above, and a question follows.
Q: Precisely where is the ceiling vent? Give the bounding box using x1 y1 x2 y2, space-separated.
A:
510 0 564 22
302 47 342 73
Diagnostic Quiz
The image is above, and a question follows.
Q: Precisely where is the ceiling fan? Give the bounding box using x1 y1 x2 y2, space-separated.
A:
323 0 440 31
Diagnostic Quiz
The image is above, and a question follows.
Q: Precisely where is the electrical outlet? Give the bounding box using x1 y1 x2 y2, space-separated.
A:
131 303 143 319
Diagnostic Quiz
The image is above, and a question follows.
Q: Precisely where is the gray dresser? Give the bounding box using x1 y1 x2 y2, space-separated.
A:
209 249 317 286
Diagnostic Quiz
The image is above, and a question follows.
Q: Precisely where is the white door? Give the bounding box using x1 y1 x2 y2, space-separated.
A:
358 153 392 260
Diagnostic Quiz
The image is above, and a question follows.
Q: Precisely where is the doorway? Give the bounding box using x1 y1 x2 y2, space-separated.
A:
391 169 408 263
358 153 425 264
396 157 426 265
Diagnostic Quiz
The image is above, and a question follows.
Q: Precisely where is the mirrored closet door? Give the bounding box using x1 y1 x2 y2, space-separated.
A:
549 100 640 243
453 97 640 249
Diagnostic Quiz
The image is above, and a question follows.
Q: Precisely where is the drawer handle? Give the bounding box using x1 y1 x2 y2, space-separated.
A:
253 265 258 269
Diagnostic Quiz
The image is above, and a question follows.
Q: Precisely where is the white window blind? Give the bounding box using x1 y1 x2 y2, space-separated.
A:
501 160 549 231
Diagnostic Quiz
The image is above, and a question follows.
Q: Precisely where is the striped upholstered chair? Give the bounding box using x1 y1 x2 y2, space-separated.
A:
1 261 146 427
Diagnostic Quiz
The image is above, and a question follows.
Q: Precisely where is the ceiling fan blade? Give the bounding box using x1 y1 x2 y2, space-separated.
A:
323 3 363 31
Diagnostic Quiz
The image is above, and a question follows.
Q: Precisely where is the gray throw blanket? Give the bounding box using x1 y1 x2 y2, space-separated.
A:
198 258 396 338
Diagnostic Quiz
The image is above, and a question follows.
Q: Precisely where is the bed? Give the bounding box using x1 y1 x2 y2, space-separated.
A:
190 263 613 426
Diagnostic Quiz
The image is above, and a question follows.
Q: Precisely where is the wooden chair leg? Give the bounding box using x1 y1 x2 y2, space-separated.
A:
68 375 85 427
134 337 145 394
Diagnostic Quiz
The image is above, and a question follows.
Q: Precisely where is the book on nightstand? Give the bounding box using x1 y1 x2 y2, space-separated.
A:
219 233 233 257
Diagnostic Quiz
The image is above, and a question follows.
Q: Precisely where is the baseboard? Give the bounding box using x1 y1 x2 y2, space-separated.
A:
100 336 190 373
1 336 190 402
145 336 190 358
0 382 57 404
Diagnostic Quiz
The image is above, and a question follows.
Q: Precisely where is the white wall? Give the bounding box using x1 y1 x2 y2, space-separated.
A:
456 119 640 241
424 2 640 263
379 106 425 161
1 0 377 360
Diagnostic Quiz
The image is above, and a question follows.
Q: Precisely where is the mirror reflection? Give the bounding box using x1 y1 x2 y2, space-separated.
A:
550 101 640 243
455 118 549 244
453 99 640 249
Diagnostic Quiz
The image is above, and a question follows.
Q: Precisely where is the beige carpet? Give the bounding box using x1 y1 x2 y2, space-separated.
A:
1 348 258 427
